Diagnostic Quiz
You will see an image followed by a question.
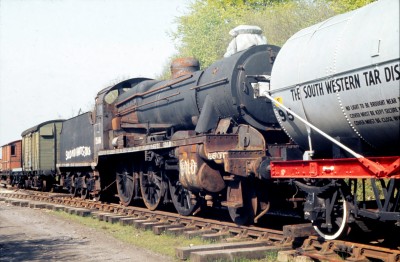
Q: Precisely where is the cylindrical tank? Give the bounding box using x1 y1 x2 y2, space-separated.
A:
116 45 281 133
270 0 399 155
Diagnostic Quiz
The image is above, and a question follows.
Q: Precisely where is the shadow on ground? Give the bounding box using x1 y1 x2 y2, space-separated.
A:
0 231 88 261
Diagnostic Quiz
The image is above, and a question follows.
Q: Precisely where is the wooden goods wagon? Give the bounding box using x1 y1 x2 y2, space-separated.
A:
21 120 64 176
0 140 22 173
0 140 22 185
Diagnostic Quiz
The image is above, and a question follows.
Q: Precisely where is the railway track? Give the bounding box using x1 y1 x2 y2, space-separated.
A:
1 188 399 262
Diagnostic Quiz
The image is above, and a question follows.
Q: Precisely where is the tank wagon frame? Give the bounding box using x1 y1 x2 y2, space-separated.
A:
260 94 400 239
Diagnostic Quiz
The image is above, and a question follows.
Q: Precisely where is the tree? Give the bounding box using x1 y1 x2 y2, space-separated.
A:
166 0 374 73
328 0 375 13
170 1 242 68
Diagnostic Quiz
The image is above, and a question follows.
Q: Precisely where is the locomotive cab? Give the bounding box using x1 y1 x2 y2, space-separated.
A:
93 77 153 153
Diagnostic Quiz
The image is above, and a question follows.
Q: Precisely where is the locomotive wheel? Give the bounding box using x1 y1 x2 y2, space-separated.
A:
116 164 136 206
80 175 89 199
312 189 350 240
169 174 199 216
80 187 89 199
140 165 164 210
41 179 47 192
228 179 257 225
69 175 79 197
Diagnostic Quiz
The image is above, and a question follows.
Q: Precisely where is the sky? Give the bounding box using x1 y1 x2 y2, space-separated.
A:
0 0 190 151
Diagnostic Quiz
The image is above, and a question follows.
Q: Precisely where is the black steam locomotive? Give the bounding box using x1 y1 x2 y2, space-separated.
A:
57 44 301 225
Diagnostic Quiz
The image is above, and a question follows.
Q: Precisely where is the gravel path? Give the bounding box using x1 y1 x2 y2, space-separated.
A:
0 196 171 262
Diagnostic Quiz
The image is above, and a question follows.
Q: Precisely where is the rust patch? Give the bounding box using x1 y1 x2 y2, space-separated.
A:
171 57 200 78
178 144 225 192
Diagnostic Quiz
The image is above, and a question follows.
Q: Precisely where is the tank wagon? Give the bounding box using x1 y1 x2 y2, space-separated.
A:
259 0 400 239
21 120 64 191
0 140 22 186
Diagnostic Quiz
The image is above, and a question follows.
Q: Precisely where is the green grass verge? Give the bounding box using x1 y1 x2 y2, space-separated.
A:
50 211 278 261
51 211 209 257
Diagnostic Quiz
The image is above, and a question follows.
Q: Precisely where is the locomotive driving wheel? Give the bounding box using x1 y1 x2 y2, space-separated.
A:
116 163 136 206
169 173 199 216
227 178 257 225
41 179 48 192
312 188 350 240
69 174 79 197
80 187 89 199
140 164 164 210
80 174 90 200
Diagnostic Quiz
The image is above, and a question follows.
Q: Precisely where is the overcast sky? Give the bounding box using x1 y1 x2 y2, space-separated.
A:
0 0 190 150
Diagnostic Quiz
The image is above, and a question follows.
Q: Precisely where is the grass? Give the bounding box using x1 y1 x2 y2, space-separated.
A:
50 211 279 261
348 178 390 202
52 211 207 257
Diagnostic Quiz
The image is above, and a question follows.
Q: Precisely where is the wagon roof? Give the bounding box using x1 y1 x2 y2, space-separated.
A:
21 119 65 137
1 139 22 147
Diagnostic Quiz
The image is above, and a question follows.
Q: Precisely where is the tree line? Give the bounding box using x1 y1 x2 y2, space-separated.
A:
158 0 374 78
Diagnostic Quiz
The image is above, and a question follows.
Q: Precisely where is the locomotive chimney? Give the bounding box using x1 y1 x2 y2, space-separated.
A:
170 57 200 78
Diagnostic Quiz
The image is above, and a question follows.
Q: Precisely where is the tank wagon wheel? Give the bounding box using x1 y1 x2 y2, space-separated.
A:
228 178 257 225
312 188 350 240
116 163 136 206
140 164 165 210
168 174 199 216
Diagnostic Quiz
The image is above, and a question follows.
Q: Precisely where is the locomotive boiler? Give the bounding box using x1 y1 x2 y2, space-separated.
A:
113 44 280 135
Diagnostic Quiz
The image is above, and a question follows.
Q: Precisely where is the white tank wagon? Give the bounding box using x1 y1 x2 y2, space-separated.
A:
269 0 399 156
257 0 400 240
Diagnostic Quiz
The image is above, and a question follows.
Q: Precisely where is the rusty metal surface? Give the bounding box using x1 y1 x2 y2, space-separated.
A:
300 237 400 262
203 135 238 153
225 150 265 177
178 144 225 192
170 57 199 79
235 124 266 151
224 180 243 208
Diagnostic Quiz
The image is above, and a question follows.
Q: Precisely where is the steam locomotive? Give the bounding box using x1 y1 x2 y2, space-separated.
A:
1 0 398 240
